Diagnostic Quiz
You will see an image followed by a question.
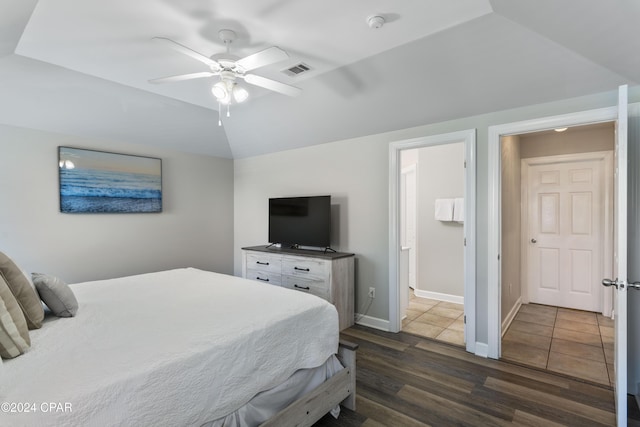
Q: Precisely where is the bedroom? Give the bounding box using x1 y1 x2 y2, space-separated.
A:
1 0 640 425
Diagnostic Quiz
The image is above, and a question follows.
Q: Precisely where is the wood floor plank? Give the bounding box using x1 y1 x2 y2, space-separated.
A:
484 376 616 426
358 348 477 394
341 327 410 352
358 351 518 422
357 365 405 396
471 383 612 427
360 419 387 427
355 395 431 427
397 384 513 426
512 410 567 427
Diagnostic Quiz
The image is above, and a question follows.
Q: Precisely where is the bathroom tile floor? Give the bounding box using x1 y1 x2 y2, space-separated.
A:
402 293 465 347
502 303 614 387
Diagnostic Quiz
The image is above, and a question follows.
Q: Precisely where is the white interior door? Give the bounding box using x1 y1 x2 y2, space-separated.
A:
527 158 605 311
603 85 628 426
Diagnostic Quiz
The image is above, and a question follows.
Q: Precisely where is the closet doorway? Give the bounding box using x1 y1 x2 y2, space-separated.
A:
389 129 477 355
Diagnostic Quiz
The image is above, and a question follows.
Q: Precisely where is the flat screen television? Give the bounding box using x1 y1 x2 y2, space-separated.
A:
269 196 331 248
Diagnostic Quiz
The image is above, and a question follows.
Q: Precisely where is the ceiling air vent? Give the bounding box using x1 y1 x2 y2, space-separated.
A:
282 62 311 77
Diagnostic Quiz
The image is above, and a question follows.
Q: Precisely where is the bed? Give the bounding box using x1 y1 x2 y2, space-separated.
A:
0 267 357 426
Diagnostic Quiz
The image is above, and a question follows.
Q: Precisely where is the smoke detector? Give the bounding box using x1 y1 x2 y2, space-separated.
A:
367 15 385 29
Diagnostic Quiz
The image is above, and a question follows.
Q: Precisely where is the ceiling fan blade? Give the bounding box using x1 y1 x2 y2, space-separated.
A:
236 46 289 71
243 74 302 97
152 37 221 70
148 71 216 84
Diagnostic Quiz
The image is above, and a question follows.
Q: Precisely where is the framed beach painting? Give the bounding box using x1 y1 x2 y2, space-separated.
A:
58 147 162 213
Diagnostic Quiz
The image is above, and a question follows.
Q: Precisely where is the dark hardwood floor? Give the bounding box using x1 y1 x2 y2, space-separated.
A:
314 324 640 427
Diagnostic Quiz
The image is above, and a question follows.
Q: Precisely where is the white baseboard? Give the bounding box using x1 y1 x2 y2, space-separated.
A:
413 289 464 305
355 314 390 332
475 342 489 358
501 297 522 337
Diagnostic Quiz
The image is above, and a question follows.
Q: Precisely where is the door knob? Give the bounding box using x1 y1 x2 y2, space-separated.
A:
531 238 537 243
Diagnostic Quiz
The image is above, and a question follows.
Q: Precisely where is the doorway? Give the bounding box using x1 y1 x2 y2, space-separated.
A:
498 124 615 386
486 105 620 359
388 129 477 354
400 143 465 345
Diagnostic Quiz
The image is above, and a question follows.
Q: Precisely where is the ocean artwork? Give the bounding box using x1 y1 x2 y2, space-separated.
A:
59 147 162 213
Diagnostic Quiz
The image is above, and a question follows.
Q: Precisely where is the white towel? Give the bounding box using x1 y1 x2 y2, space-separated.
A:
434 198 454 221
453 198 464 223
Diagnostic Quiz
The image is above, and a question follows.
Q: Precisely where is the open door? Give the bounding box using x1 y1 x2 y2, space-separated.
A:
602 84 628 426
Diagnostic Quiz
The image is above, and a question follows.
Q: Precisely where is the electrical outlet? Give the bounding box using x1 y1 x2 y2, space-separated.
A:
368 287 375 298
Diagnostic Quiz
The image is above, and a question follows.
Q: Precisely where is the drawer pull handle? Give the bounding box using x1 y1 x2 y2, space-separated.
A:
256 277 269 282
257 261 269 266
294 284 310 290
294 267 310 272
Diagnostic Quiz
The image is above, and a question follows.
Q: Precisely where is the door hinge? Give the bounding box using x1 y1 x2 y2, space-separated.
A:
464 237 466 246
463 315 466 324
464 160 467 168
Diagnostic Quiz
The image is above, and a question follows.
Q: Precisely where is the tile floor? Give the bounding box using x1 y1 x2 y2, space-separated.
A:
502 303 614 386
402 293 465 346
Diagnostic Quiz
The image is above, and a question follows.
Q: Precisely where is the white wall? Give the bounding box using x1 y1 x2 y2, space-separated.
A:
233 136 389 320
0 124 234 283
415 143 464 297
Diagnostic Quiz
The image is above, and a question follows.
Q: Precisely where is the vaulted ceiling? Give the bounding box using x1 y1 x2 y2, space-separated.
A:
1 0 638 158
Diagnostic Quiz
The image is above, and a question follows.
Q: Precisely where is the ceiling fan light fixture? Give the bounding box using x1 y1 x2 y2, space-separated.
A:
233 85 249 103
211 81 228 100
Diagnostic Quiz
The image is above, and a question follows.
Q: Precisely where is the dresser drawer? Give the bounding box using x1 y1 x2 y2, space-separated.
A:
282 275 329 300
245 253 282 274
245 269 282 286
282 257 326 279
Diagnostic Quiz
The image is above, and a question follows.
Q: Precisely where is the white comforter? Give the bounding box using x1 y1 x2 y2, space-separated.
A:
0 268 339 426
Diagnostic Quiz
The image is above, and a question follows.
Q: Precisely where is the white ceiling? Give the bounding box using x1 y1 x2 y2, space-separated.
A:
0 0 638 158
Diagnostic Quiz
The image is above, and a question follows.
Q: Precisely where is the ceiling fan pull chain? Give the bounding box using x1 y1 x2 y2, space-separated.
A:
227 104 231 118
218 101 222 127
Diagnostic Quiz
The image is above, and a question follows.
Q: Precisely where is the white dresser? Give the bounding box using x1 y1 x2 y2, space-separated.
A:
241 246 355 330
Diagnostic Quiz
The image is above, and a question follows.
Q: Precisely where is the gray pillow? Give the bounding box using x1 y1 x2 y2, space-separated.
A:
31 273 78 318
0 274 30 359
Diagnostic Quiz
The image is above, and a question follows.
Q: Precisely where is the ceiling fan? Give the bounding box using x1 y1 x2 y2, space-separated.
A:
149 29 301 123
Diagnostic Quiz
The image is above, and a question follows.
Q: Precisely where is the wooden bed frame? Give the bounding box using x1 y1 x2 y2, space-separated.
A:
261 339 358 427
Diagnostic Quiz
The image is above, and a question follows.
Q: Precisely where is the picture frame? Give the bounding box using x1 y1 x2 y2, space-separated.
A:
58 146 162 213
